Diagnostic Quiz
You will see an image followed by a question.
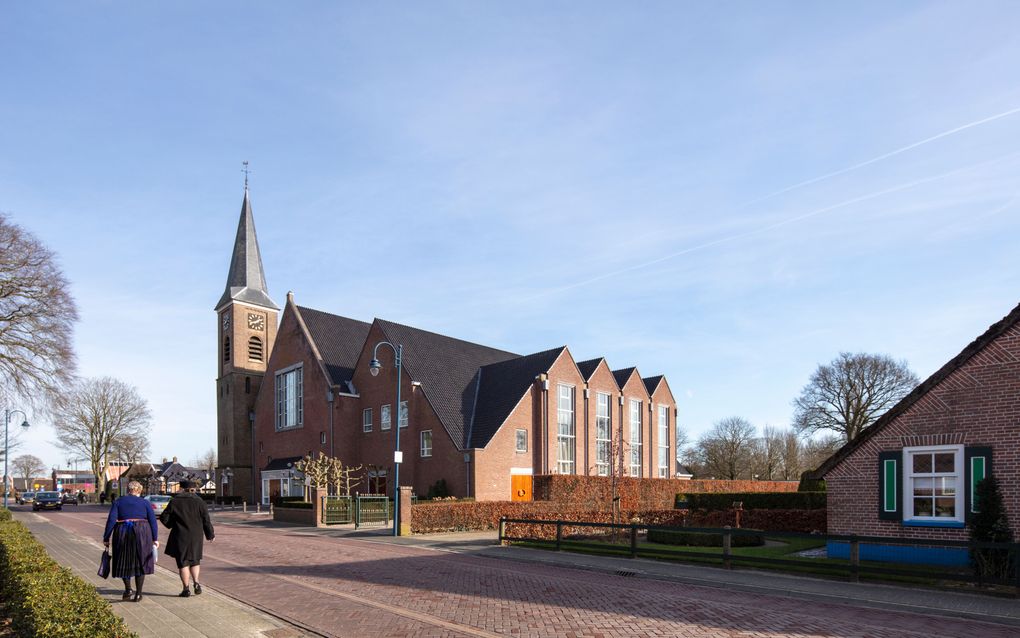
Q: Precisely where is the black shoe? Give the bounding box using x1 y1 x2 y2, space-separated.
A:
122 590 133 601
179 588 191 598
133 593 143 602
193 583 202 595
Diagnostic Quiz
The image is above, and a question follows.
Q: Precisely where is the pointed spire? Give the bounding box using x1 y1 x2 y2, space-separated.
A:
215 187 279 310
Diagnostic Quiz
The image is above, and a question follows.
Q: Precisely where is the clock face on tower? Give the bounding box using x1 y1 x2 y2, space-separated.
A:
247 313 265 331
222 313 230 332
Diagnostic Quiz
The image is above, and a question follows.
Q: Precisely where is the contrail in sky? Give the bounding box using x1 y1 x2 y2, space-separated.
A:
739 105 1020 208
521 150 1020 300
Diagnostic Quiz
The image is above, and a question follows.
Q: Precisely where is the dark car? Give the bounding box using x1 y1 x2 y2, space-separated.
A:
60 492 78 506
33 491 62 511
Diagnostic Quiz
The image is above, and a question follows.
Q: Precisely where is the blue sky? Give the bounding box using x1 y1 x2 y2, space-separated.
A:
2 2 1019 472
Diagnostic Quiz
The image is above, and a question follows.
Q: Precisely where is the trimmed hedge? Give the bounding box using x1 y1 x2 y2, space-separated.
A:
275 501 313 510
0 513 135 637
647 528 765 547
534 475 799 510
678 492 826 511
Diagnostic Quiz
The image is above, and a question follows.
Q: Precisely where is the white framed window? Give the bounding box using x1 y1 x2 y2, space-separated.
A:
420 430 433 457
903 445 963 522
556 384 575 474
629 399 643 477
595 392 612 476
399 400 408 428
657 405 670 478
275 364 303 430
381 404 391 431
362 408 373 432
515 429 528 453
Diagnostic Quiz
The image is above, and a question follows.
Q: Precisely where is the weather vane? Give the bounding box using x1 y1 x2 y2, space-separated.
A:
242 160 251 190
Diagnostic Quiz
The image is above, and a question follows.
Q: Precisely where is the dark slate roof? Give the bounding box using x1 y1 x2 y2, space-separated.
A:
263 456 304 472
468 347 566 448
576 357 604 381
297 305 372 385
376 319 520 449
643 375 665 395
811 301 1020 480
216 189 279 310
612 367 637 388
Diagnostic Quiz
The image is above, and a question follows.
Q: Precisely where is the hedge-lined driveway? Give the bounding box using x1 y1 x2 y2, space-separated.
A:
40 507 1020 638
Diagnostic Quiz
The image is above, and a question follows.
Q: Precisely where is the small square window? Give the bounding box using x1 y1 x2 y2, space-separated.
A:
515 429 527 453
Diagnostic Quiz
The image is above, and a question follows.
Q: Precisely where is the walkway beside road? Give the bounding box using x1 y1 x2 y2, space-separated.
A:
14 510 305 638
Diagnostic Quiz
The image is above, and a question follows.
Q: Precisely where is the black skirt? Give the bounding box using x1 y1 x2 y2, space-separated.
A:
111 519 154 578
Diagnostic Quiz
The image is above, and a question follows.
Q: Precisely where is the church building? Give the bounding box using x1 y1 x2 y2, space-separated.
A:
215 189 681 504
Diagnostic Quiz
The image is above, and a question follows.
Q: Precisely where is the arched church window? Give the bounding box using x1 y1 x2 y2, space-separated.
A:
223 336 230 362
248 336 264 362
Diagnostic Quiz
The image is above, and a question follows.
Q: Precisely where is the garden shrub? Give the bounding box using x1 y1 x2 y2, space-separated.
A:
275 500 313 509
0 519 135 637
0 506 10 522
647 528 765 547
426 479 451 499
797 473 826 492
968 476 1015 582
678 492 826 511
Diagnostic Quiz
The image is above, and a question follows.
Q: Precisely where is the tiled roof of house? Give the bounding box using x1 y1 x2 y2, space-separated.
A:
612 367 638 389
297 306 372 385
643 375 665 395
376 319 520 449
467 347 566 448
576 357 604 381
263 456 304 472
811 300 1020 479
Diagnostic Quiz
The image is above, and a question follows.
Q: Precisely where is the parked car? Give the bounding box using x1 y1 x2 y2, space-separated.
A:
33 491 62 511
144 494 172 515
60 492 79 506
17 492 35 505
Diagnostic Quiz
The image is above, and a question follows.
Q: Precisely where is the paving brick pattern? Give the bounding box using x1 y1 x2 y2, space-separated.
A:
35 507 1020 638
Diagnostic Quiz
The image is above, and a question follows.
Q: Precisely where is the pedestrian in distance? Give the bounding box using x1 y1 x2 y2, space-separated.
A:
159 479 214 597
99 491 107 505
102 480 158 602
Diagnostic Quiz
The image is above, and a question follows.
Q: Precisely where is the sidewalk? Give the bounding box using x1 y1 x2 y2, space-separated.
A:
220 513 1020 628
14 511 306 638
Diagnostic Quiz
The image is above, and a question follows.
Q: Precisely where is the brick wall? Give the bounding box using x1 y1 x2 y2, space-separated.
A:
826 322 1020 541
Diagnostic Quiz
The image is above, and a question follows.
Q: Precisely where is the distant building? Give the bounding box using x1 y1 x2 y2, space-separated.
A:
121 457 210 495
216 188 681 504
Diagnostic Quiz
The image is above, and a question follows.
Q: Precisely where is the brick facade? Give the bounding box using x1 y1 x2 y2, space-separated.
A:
823 309 1020 541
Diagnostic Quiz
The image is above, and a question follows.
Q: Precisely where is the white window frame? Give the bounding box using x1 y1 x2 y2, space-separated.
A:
515 428 528 453
595 392 612 476
381 404 391 431
399 400 408 428
556 384 575 474
657 405 670 478
362 407 373 433
902 444 964 523
420 430 433 457
629 399 643 477
274 363 303 430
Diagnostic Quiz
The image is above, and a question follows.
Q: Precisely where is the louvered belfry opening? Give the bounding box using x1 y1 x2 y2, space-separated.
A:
248 336 264 362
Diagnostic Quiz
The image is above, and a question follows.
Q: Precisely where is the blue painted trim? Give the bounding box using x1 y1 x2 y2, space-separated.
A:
827 541 969 566
902 520 965 528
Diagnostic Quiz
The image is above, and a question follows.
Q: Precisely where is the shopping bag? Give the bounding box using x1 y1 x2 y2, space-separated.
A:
98 550 111 579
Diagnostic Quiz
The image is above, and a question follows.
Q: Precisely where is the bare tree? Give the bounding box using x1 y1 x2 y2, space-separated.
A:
793 352 918 443
750 425 785 480
11 454 45 491
191 448 216 475
694 417 757 480
52 377 152 494
802 434 843 473
779 429 803 480
111 430 150 465
0 213 78 410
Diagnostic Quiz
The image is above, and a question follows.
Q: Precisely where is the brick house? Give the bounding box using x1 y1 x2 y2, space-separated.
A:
813 301 1020 563
215 189 681 504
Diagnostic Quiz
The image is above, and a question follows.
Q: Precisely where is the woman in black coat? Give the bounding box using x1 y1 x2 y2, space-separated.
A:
159 480 214 597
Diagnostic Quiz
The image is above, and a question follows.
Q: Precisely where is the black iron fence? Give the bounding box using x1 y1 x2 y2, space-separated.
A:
320 493 396 528
498 517 1020 594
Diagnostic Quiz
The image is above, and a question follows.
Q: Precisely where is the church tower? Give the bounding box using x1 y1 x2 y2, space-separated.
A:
215 185 278 504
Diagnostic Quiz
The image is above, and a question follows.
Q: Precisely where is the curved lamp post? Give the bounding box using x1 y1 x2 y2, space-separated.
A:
4 409 30 508
369 341 402 537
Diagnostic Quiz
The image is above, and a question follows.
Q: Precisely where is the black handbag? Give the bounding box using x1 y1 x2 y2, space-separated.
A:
98 549 111 579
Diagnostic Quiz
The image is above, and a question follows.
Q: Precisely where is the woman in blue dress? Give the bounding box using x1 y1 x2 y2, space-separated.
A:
103 480 158 602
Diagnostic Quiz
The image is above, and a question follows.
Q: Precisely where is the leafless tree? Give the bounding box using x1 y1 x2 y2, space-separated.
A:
111 430 150 465
11 454 45 491
801 434 843 474
694 417 757 480
52 377 152 494
750 425 785 480
0 213 78 411
793 352 918 443
191 448 216 475
779 429 803 480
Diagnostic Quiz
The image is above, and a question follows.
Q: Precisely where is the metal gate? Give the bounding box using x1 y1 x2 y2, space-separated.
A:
321 496 353 525
319 493 392 527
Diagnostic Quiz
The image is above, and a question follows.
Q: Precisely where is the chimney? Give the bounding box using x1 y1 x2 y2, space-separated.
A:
162 457 167 464
172 456 178 464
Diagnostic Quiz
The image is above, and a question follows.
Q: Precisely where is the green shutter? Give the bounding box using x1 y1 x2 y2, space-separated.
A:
878 451 901 521
965 446 993 520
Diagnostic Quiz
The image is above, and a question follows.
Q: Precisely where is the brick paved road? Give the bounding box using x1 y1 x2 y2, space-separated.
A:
36 506 1019 638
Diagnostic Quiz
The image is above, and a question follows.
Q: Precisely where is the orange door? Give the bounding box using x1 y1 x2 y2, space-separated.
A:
511 475 532 501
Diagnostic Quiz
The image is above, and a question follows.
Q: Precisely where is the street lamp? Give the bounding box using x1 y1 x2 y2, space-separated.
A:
369 340 403 537
4 409 30 508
